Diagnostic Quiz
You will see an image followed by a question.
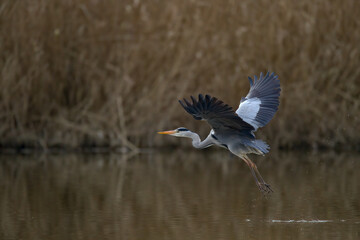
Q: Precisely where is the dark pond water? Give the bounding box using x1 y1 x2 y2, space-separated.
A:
0 150 359 240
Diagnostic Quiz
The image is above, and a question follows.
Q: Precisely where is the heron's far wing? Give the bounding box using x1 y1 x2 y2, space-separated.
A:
236 72 281 131
179 94 254 133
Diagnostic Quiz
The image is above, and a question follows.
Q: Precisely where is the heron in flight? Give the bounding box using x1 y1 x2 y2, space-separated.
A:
158 72 280 193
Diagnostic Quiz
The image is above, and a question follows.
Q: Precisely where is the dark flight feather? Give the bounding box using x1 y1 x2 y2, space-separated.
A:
179 94 254 134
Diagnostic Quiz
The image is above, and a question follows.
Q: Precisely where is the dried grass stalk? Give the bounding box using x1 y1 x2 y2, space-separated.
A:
0 0 359 150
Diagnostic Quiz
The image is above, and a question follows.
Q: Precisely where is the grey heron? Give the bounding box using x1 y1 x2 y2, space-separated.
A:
158 72 280 193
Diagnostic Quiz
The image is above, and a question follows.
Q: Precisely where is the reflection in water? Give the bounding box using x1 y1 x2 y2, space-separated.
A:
0 151 359 240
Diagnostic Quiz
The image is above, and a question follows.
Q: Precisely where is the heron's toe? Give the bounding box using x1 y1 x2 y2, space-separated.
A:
258 182 273 194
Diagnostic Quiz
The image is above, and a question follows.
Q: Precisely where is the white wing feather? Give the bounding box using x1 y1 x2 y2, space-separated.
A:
236 72 281 131
235 98 261 130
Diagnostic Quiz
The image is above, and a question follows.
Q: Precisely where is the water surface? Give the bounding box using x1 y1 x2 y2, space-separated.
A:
0 150 359 240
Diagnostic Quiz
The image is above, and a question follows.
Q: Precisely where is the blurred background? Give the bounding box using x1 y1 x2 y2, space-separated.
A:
1 2 360 239
1 0 359 151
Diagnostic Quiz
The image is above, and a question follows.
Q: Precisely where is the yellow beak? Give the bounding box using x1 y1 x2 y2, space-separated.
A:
157 130 177 135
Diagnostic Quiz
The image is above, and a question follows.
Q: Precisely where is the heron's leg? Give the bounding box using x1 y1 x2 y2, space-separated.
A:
241 157 261 189
243 156 273 193
254 165 273 193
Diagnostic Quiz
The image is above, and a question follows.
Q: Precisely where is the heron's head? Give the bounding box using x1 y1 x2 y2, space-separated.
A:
157 127 191 137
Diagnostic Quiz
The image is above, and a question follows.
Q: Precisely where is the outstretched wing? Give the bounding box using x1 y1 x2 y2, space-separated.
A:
236 72 281 131
179 94 254 134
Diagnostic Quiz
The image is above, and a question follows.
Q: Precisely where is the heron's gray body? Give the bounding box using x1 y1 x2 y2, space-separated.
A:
210 128 269 156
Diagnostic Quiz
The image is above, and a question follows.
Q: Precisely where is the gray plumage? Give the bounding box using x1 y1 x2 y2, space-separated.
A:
179 94 269 155
236 72 281 130
159 72 281 194
179 94 254 136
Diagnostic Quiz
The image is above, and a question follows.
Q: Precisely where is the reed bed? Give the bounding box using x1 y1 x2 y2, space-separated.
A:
0 0 359 150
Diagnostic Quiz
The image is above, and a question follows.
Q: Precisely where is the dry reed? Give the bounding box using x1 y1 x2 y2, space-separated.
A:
0 0 359 150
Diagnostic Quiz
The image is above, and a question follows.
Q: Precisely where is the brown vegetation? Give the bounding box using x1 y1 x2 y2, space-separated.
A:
0 0 359 151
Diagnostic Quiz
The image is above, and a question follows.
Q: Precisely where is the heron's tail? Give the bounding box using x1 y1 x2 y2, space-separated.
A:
252 139 269 155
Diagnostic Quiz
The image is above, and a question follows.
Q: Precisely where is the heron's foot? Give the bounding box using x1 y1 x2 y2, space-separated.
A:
257 182 273 194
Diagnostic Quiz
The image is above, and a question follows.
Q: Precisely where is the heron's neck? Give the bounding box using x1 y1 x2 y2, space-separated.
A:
188 132 211 149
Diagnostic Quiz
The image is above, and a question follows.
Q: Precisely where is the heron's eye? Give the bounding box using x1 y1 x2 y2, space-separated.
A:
177 128 188 132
